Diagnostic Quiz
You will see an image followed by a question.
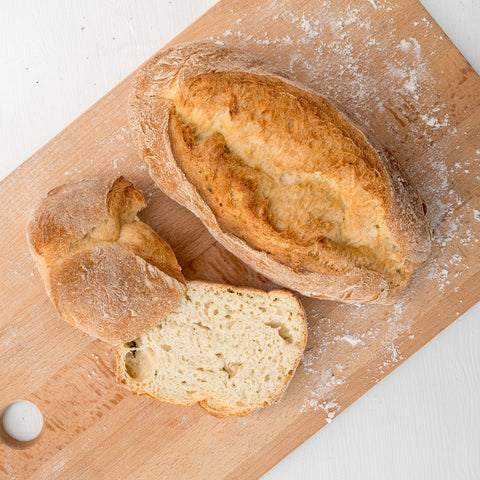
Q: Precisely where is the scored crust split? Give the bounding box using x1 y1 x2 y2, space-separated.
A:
128 40 431 304
26 176 186 344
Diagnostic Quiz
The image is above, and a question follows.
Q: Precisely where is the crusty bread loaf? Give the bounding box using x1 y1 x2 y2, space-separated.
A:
128 40 431 304
26 176 186 344
116 281 307 417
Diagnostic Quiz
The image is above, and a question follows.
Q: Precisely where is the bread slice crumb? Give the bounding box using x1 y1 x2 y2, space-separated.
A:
116 281 307 417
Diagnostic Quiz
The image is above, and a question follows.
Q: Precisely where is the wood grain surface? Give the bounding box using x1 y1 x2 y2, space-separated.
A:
1 0 480 478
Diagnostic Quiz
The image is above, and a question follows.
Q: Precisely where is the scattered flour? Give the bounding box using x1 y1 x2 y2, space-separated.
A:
336 334 363 346
299 13 320 38
399 39 412 51
323 400 340 423
177 415 193 428
421 113 450 129
300 391 341 422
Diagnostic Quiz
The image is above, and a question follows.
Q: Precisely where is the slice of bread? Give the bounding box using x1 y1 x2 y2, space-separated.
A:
116 281 307 417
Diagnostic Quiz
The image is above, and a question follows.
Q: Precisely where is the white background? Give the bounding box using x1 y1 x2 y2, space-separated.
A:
1 1 479 479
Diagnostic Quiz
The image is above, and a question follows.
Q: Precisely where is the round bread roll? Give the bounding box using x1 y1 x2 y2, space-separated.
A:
26 176 186 344
128 40 431 304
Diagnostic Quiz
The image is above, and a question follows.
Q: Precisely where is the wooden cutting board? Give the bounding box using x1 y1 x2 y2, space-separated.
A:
1 0 480 478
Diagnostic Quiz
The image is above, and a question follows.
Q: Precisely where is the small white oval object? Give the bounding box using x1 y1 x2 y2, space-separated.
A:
2 400 43 442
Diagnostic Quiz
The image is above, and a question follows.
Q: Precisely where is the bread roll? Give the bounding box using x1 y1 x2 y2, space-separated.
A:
116 281 307 417
128 40 431 304
26 177 186 344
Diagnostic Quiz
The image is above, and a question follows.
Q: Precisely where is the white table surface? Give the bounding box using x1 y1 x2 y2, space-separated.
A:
1 1 479 479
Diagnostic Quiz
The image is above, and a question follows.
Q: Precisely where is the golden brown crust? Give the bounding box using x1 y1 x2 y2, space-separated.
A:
26 177 186 344
198 397 255 417
116 280 307 417
128 40 431 304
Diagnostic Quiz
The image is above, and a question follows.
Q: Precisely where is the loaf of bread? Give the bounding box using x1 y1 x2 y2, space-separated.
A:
26 177 186 344
128 40 431 304
116 281 307 417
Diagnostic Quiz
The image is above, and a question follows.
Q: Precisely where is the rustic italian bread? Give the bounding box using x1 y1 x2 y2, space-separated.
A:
26 176 186 344
128 40 431 304
116 281 307 417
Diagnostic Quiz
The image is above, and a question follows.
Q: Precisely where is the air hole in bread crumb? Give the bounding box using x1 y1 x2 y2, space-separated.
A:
265 321 293 343
124 349 154 381
194 322 210 330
